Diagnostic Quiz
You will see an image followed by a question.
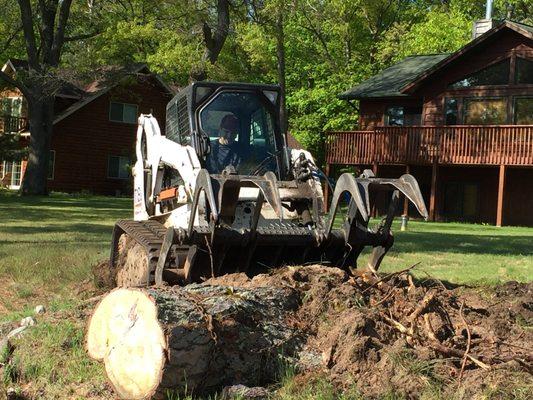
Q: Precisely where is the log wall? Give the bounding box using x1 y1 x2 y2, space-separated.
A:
48 75 172 195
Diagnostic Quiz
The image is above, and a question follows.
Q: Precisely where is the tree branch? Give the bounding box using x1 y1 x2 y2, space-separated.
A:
51 0 73 65
298 12 336 68
16 0 39 67
0 25 23 57
0 69 30 98
38 0 57 65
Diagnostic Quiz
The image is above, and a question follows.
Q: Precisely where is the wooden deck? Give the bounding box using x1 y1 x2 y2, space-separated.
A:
0 116 28 134
326 126 533 166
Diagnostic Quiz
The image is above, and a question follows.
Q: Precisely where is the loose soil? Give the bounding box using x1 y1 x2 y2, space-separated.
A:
3 264 532 399
206 265 533 399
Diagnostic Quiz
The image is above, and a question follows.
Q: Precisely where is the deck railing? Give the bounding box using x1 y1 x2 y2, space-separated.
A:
326 125 533 166
0 116 28 134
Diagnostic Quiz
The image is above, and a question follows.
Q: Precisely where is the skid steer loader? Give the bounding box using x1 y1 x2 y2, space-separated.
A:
109 82 428 287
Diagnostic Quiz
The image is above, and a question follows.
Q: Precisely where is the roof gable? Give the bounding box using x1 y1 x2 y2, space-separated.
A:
1 58 85 99
402 20 533 93
339 20 533 101
53 64 174 124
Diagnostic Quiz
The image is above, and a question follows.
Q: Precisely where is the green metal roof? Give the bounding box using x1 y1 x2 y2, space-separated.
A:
339 54 449 100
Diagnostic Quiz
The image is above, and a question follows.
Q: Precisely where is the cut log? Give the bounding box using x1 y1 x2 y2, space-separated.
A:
86 284 301 399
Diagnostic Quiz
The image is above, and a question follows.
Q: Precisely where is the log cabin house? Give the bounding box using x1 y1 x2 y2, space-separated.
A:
0 61 173 194
328 20 533 226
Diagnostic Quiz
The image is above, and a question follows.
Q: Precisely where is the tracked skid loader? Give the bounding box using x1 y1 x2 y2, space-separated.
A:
109 82 428 287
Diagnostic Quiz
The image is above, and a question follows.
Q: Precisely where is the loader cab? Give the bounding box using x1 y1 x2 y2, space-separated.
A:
166 82 288 178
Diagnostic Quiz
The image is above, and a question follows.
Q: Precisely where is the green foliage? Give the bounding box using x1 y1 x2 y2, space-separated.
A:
0 134 27 161
2 0 532 167
377 4 472 65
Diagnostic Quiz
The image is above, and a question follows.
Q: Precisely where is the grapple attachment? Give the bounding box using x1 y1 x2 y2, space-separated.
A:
110 168 427 286
324 169 428 273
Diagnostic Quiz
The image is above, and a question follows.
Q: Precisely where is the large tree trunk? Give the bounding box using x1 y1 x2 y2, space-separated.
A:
86 284 301 399
20 93 54 195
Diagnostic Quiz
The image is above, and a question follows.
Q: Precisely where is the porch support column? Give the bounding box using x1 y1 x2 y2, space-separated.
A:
324 163 331 212
429 161 438 221
403 165 410 216
496 164 506 227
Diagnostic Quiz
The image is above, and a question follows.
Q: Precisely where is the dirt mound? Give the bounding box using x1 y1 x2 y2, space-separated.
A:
205 265 533 399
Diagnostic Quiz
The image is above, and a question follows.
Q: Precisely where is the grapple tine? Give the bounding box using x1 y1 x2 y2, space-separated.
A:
325 173 369 238
219 176 241 225
397 174 429 219
366 174 428 219
188 169 218 237
240 172 284 221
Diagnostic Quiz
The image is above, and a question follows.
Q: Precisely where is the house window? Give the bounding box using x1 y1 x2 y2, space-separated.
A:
108 155 131 179
449 59 510 89
2 160 22 188
385 106 404 126
1 97 23 117
385 106 421 126
48 150 55 180
515 58 533 84
444 98 459 125
109 102 138 124
444 182 478 220
464 98 507 124
514 97 533 125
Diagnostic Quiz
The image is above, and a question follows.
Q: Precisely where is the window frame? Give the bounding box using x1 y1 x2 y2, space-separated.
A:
109 101 138 124
197 89 282 176
3 160 23 188
107 155 131 180
448 57 511 90
384 106 404 126
1 96 23 117
444 97 461 125
443 181 479 220
514 56 533 85
463 96 509 125
512 96 533 125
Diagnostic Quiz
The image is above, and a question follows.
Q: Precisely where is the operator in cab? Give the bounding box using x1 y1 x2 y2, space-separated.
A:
207 114 241 173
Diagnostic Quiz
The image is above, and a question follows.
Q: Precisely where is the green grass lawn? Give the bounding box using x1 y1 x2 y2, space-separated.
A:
0 190 532 399
0 190 532 316
362 219 533 285
0 190 130 316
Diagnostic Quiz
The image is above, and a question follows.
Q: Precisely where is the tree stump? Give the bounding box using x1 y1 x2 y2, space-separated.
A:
86 284 301 399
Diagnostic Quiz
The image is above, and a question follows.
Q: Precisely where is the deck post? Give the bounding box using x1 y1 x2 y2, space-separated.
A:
371 162 379 218
496 164 506 227
403 165 410 216
324 163 331 212
429 161 438 221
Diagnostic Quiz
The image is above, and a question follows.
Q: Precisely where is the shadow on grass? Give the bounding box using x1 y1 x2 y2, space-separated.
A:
0 192 131 223
394 231 533 256
0 222 114 238
0 209 128 223
0 192 131 210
